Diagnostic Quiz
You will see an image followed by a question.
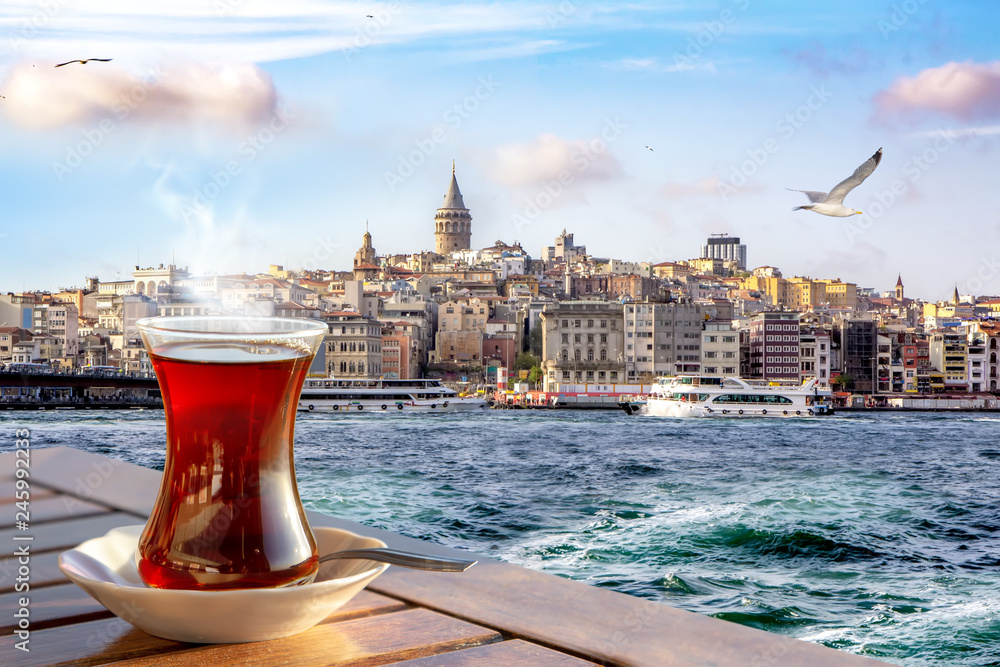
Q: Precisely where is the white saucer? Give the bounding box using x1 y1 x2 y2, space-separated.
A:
59 524 388 643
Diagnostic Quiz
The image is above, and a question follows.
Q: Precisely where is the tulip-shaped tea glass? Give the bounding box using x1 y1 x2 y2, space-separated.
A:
136 316 328 590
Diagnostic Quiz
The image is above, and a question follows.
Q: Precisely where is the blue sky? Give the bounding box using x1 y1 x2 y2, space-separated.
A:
1 1 999 301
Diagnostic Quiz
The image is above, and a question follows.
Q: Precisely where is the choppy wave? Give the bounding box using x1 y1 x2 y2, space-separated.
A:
2 409 999 665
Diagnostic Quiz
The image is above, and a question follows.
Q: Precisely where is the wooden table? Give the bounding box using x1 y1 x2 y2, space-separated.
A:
0 446 887 666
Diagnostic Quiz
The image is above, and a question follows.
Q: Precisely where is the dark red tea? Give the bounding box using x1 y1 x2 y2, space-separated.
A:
138 342 318 590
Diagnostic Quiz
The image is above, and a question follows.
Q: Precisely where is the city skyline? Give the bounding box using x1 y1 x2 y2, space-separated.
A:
2 1 999 299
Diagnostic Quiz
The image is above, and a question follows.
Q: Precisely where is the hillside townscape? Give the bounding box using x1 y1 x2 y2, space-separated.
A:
3 170 998 400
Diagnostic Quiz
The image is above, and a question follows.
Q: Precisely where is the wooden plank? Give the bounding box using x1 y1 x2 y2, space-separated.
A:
0 494 109 529
101 608 501 667
0 512 139 555
0 550 67 593
385 639 599 666
0 481 55 504
0 583 111 633
10 447 156 517
0 590 408 667
25 448 887 666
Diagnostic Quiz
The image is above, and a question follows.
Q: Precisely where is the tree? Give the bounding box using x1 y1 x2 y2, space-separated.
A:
514 351 539 371
528 365 543 387
832 374 853 391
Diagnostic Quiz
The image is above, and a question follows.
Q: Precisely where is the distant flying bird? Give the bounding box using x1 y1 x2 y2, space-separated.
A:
790 147 882 217
54 58 113 68
366 14 374 18
644 146 653 151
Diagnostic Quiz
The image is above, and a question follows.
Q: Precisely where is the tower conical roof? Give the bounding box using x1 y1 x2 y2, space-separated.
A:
441 172 467 210
896 274 903 287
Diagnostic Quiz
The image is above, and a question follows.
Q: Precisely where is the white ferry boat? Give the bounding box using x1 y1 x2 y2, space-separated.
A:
298 377 487 413
644 375 833 418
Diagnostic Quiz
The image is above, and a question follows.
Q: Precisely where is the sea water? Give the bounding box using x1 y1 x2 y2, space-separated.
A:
3 409 998 665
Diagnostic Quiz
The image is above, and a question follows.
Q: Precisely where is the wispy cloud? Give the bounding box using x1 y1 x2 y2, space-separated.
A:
614 57 716 74
910 125 1000 139
0 1 644 65
785 42 870 78
874 61 1000 123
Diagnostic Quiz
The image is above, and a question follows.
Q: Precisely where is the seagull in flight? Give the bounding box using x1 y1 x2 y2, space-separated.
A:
366 14 374 18
790 148 882 217
54 58 113 68
644 145 653 152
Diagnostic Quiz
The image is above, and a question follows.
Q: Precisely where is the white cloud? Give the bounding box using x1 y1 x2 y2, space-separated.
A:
0 61 276 129
875 61 1000 123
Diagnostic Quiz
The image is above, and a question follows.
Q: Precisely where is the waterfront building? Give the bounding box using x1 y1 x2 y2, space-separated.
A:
929 329 969 392
322 311 383 378
749 312 801 383
623 301 706 382
967 329 987 393
980 321 1000 393
700 321 740 378
11 339 40 364
31 302 79 360
876 333 892 393
837 317 877 393
381 321 419 379
0 327 30 364
701 234 747 271
381 293 437 368
539 301 625 390
434 166 473 254
799 329 831 386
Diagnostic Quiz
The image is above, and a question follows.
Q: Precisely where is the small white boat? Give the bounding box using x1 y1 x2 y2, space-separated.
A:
645 375 833 418
298 377 487 414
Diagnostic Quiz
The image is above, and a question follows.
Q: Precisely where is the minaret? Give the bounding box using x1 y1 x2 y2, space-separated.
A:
895 275 904 301
434 162 472 254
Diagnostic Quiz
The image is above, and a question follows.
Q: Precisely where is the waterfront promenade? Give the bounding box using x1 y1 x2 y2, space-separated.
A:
0 446 887 666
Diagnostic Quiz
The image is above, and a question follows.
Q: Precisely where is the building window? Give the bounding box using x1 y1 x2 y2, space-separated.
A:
562 334 569 344
587 320 594 328
587 349 594 361
575 349 582 361
600 348 607 361
561 349 568 361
